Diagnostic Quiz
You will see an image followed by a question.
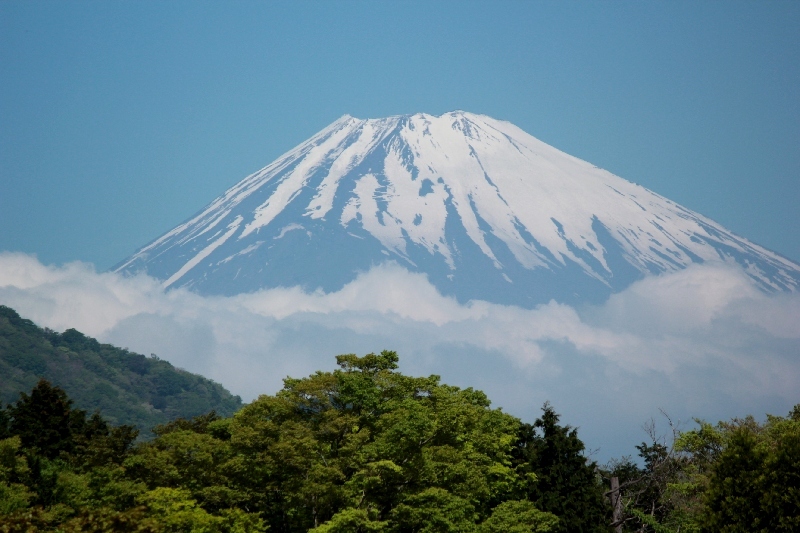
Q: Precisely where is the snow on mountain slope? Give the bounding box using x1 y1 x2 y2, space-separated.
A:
114 111 800 307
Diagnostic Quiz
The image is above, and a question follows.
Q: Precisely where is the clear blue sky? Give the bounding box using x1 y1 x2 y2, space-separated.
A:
2 1 799 270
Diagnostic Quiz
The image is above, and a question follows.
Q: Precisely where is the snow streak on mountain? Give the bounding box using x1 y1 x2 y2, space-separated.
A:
115 112 800 307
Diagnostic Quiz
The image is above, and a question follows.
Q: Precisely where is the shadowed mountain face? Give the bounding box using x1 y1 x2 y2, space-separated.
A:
115 111 800 307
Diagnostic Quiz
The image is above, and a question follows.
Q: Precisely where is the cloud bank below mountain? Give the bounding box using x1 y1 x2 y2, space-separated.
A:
2 251 798 459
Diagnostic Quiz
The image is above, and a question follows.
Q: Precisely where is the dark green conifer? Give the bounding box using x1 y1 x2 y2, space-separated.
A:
7 379 76 459
513 403 610 533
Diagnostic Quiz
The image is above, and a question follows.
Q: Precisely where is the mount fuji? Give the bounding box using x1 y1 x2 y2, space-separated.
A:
114 111 800 307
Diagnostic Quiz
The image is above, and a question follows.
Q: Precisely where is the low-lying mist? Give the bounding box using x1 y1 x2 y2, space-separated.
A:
2 251 798 460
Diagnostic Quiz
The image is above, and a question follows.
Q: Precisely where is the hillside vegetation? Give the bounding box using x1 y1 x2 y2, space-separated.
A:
2 350 796 532
0 305 241 436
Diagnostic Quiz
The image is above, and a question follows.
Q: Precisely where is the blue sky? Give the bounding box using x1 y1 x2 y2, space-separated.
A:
2 2 800 459
2 1 799 270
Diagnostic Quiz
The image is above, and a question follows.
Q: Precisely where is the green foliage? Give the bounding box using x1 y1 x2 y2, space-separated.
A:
390 487 476 532
310 507 387 532
4 379 139 467
0 305 242 437
627 508 675 533
513 403 609 532
604 432 692 532
0 352 566 532
7 380 78 459
700 410 800 533
137 487 266 532
221 350 527 531
101 350 574 531
11 348 794 533
0 436 34 515
702 427 764 532
605 406 800 533
0 408 10 441
478 500 559 533
0 380 262 532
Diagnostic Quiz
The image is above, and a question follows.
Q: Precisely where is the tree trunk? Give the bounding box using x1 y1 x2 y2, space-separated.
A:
610 476 622 533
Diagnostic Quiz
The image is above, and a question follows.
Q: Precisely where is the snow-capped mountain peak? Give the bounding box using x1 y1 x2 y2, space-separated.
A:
115 111 800 306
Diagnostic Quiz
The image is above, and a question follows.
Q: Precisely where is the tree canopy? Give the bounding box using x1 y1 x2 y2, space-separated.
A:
1 348 795 532
603 407 800 532
0 351 615 532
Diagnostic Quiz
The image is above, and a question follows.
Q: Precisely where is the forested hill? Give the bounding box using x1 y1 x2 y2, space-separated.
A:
0 305 241 436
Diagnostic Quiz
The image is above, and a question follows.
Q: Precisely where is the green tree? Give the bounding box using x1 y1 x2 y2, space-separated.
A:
310 507 387 532
0 407 9 440
513 403 609 533
702 427 764 532
125 415 241 513
760 412 800 532
0 351 587 533
137 487 266 532
478 500 558 533
603 405 800 533
389 487 476 532
701 408 800 533
7 380 76 459
224 351 523 531
0 436 34 515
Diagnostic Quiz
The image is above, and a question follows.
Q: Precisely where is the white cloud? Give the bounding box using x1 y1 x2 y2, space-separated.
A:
1 251 798 460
